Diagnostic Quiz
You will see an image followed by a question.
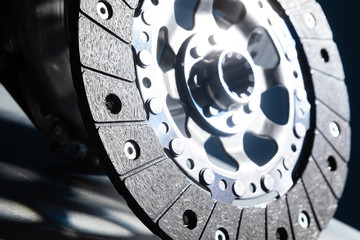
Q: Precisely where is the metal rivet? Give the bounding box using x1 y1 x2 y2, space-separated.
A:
170 138 185 156
283 156 292 171
228 112 241 127
204 105 219 117
304 12 316 29
140 31 150 43
296 89 307 101
261 174 275 192
96 1 112 20
138 50 152 67
329 122 340 138
191 45 207 58
147 98 163 115
219 180 227 191
294 122 306 138
286 47 298 61
297 108 306 119
201 169 215 185
247 99 260 112
142 11 154 25
298 211 310 229
124 141 140 160
215 229 228 240
233 180 244 197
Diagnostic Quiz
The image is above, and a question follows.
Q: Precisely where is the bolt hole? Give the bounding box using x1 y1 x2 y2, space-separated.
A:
96 1 113 20
186 159 195 170
327 156 337 172
105 94 122 114
124 140 140 160
276 227 288 240
291 144 297 152
329 122 341 138
298 211 310 229
249 183 256 193
293 71 298 78
258 1 263 8
215 228 229 240
321 49 330 63
151 0 159 5
143 77 152 88
183 210 197 230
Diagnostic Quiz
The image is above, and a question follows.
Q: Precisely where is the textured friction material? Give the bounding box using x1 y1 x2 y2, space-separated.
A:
83 69 146 122
122 0 138 10
238 207 266 240
158 185 215 240
267 196 294 240
287 181 319 240
302 159 338 230
124 159 189 220
287 2 332 39
78 15 135 81
312 70 350 121
98 124 164 175
301 39 345 80
316 101 351 161
80 0 134 43
312 132 348 198
201 202 241 240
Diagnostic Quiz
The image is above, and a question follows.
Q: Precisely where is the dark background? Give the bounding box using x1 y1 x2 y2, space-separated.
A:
317 0 360 230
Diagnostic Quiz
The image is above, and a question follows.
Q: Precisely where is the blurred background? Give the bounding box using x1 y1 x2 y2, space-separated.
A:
317 0 360 230
0 0 359 239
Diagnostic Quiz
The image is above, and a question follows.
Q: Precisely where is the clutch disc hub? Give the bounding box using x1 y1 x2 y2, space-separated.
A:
133 0 310 205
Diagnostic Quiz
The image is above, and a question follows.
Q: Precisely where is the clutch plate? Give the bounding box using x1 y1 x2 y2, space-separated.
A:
69 0 351 239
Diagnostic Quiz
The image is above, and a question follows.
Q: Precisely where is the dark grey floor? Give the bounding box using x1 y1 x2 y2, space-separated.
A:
0 85 160 240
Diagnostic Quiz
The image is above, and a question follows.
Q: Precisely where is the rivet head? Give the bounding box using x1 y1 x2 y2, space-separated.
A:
142 11 154 25
261 174 275 192
124 141 140 160
147 98 163 115
201 169 215 185
233 181 245 197
170 138 185 156
304 12 316 29
294 122 306 138
329 122 340 138
96 1 112 20
204 105 219 117
138 50 152 67
298 211 310 229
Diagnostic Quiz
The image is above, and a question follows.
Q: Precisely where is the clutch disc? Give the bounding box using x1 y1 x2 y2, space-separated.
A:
69 0 351 239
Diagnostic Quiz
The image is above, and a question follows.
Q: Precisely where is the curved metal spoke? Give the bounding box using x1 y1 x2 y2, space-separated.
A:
194 0 217 29
187 117 211 143
247 110 286 142
218 132 248 163
253 66 286 94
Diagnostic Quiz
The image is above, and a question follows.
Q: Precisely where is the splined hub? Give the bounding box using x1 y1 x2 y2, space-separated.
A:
133 0 310 205
72 0 351 239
